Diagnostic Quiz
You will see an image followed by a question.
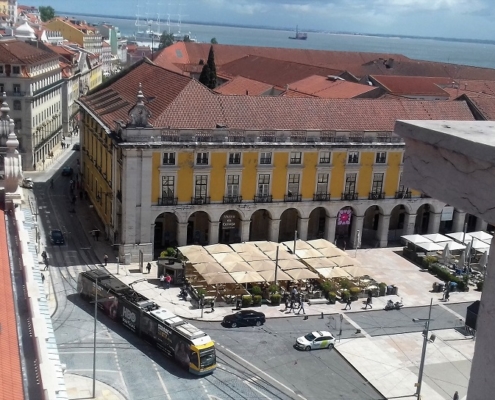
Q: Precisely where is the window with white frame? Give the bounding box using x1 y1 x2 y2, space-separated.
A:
13 100 21 111
195 175 208 198
228 152 241 165
372 173 384 193
289 151 302 164
316 173 329 194
288 173 300 195
375 152 386 164
319 151 331 164
345 173 357 193
257 174 270 196
260 152 272 164
162 152 175 165
161 176 175 198
196 152 209 165
348 151 359 164
13 84 21 93
227 175 240 196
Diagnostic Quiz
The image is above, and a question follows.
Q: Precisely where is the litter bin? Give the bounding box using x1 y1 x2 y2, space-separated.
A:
432 282 438 292
387 285 393 295
438 283 445 293
391 285 399 295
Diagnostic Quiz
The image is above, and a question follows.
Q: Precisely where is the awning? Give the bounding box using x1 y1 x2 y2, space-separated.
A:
253 241 280 252
185 252 216 264
317 246 347 258
415 241 444 252
258 268 292 282
422 233 451 243
202 272 236 285
278 259 305 271
303 258 338 269
468 231 493 244
193 262 225 274
230 271 265 284
306 238 336 250
401 234 433 245
239 251 269 262
330 255 356 267
213 252 245 264
249 260 277 272
178 245 207 257
285 268 318 280
230 243 259 253
281 239 313 252
295 248 324 259
265 249 298 261
204 244 234 254
222 262 254 273
445 232 473 244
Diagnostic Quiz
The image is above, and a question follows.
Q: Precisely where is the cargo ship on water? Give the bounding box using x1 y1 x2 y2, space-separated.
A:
289 25 307 40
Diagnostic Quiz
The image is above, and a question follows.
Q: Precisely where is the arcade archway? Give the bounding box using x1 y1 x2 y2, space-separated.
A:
308 207 327 240
279 208 300 242
187 211 210 245
219 210 242 244
250 209 271 241
154 212 178 257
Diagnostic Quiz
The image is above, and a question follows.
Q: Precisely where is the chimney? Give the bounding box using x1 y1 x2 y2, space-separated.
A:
385 58 394 69
246 90 249 95
285 84 289 91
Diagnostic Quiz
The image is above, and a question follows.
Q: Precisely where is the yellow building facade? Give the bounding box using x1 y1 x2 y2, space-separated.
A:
77 60 477 262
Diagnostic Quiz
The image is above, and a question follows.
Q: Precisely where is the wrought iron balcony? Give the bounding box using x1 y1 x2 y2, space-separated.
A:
254 195 272 203
368 191 385 200
259 157 272 164
158 197 178 206
223 195 242 204
191 196 210 205
313 193 331 201
284 194 302 202
395 190 412 199
375 156 386 164
341 192 358 201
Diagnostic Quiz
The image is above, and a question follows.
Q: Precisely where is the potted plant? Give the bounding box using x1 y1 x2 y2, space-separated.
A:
252 295 262 306
270 293 281 306
251 285 262 296
269 284 279 294
379 282 387 296
242 295 253 308
349 286 361 301
328 291 337 304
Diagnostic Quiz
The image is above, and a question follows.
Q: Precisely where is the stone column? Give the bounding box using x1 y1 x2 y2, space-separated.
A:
349 215 364 248
209 220 220 245
403 213 416 235
326 216 337 244
452 210 467 233
377 214 391 247
476 218 488 232
427 212 442 234
298 218 309 241
177 222 188 246
240 220 250 242
269 219 281 242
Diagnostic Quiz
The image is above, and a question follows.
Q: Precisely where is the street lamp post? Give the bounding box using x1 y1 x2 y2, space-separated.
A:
413 298 435 399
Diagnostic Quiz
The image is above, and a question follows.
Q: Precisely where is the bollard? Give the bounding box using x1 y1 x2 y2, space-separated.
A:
321 312 324 319
303 315 308 320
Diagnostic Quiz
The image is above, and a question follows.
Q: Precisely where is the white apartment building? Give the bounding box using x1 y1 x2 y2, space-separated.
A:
0 37 62 170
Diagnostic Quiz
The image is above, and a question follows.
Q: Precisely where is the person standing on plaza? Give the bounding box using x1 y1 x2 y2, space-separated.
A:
104 254 108 266
160 274 165 288
146 262 151 274
297 294 305 315
365 295 372 309
210 299 215 313
165 274 172 289
41 273 45 284
453 391 459 400
289 298 295 313
344 297 352 310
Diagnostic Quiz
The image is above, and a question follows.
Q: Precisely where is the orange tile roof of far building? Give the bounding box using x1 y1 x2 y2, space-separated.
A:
0 209 24 400
214 76 273 96
287 75 381 98
0 40 59 65
370 75 452 97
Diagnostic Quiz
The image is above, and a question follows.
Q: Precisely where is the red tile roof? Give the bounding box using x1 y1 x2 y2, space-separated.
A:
218 55 343 89
461 94 495 120
214 76 273 96
370 75 452 97
287 75 380 98
0 40 59 65
441 79 495 100
0 209 24 400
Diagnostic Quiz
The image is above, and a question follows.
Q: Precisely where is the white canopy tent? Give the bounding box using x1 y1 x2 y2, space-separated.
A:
422 233 451 243
204 244 234 254
440 241 466 251
446 232 473 244
401 234 433 244
306 239 336 250
415 241 444 252
468 231 493 243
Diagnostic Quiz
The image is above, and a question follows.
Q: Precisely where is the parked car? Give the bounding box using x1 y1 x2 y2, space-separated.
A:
295 331 335 351
21 177 34 189
222 310 266 328
50 229 65 245
61 166 73 176
73 143 80 151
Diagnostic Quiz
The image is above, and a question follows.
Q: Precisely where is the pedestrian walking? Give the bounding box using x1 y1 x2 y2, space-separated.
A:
165 274 172 289
160 274 165 288
445 290 450 302
41 273 45 284
289 299 295 313
104 254 108 266
43 258 49 270
365 296 372 309
146 262 152 274
344 298 352 310
297 295 305 315
282 292 289 310
210 300 215 313
452 391 459 400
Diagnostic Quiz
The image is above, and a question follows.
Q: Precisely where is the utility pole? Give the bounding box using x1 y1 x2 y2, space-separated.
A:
274 246 279 285
293 230 297 254
92 277 98 398
355 229 360 258
414 298 435 399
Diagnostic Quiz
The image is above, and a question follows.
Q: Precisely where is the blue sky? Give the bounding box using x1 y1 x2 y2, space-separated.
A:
28 0 495 40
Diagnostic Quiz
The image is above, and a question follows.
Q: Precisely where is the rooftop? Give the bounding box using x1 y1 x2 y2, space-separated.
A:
370 75 452 97
0 39 59 65
214 76 273 96
287 75 380 98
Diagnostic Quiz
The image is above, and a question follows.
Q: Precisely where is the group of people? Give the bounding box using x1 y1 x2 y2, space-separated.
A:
282 287 306 315
160 273 172 289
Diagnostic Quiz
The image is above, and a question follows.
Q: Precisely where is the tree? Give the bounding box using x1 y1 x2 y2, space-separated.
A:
198 63 211 87
159 32 174 49
210 37 218 44
39 6 55 22
199 46 217 89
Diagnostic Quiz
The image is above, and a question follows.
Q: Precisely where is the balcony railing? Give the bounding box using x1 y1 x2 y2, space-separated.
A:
341 192 358 201
375 157 386 164
158 197 178 206
368 191 385 200
5 90 27 97
395 190 412 199
223 195 242 204
191 196 210 205
313 193 331 201
259 157 272 164
254 195 273 203
284 194 302 202
347 156 359 164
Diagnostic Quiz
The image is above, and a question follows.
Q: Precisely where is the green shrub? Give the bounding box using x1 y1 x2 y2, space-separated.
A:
160 250 168 258
379 282 387 296
197 288 206 297
252 295 262 305
328 291 337 304
166 247 177 257
269 284 280 294
477 281 484 291
339 278 353 290
349 286 361 300
270 293 281 305
242 295 253 308
340 290 350 302
251 285 262 296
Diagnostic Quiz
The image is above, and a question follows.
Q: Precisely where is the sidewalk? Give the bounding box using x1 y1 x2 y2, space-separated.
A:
65 374 126 400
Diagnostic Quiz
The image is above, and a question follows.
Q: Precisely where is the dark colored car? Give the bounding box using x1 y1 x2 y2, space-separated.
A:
73 143 80 151
61 166 73 176
50 229 65 245
222 310 266 328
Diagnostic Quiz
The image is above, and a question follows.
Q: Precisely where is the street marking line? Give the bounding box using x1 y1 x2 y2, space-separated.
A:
220 347 308 400
155 365 172 400
243 380 273 400
67 369 120 373
439 303 465 321
58 351 116 354
341 313 371 339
